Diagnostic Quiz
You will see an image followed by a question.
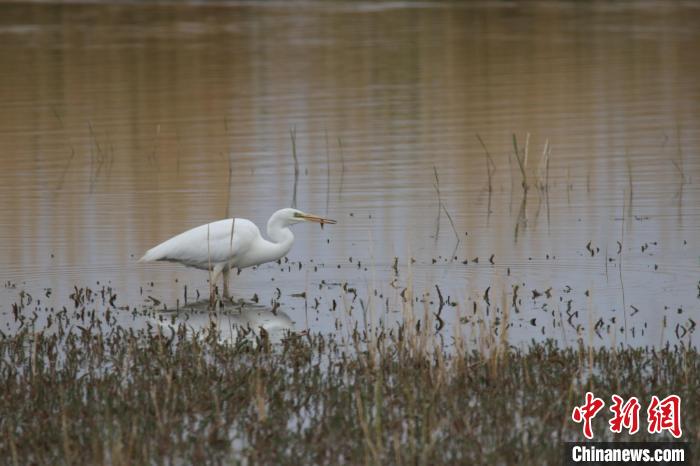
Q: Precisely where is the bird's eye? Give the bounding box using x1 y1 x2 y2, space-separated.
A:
293 212 302 218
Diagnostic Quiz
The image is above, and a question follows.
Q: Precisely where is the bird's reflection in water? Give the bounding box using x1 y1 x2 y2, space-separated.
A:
153 300 295 345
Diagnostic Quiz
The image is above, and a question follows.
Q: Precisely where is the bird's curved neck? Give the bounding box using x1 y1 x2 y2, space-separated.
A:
263 216 295 260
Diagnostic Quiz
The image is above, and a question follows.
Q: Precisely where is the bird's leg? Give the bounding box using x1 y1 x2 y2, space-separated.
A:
222 267 231 301
209 264 225 307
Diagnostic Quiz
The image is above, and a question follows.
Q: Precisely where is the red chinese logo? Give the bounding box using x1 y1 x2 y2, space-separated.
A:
572 393 682 439
571 392 605 439
647 395 682 438
609 395 640 434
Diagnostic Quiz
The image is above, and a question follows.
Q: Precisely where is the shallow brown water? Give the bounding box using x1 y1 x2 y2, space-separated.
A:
0 1 698 347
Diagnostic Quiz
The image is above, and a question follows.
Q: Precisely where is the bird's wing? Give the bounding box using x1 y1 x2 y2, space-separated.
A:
139 218 260 268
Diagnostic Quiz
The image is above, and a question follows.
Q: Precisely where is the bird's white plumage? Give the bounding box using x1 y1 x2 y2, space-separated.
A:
139 218 259 270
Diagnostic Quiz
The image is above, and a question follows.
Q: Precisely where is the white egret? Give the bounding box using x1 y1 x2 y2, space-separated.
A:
139 208 336 302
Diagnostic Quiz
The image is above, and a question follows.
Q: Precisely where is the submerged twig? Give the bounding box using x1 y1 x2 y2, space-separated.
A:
533 139 551 231
625 150 633 220
207 223 213 308
325 129 331 216
337 137 345 196
512 133 529 193
545 142 551 230
672 125 687 218
87 121 109 192
51 107 76 192
476 134 496 224
433 165 442 241
225 155 233 219
514 195 527 243
433 166 460 249
290 127 299 209
442 205 460 245
512 133 530 242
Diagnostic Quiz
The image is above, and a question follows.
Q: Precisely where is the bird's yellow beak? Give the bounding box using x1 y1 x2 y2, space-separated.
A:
300 213 337 225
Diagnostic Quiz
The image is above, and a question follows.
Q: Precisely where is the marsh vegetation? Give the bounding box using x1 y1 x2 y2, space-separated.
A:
2 289 698 464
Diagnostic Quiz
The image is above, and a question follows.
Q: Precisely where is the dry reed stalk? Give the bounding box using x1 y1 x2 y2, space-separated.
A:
207 224 213 309
619 195 628 345
587 286 594 372
401 255 421 356
354 386 380 464
496 289 510 366
453 302 466 365
253 371 267 422
367 230 379 365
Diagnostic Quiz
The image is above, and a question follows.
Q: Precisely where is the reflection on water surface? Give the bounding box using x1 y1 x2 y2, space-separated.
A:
0 1 698 347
